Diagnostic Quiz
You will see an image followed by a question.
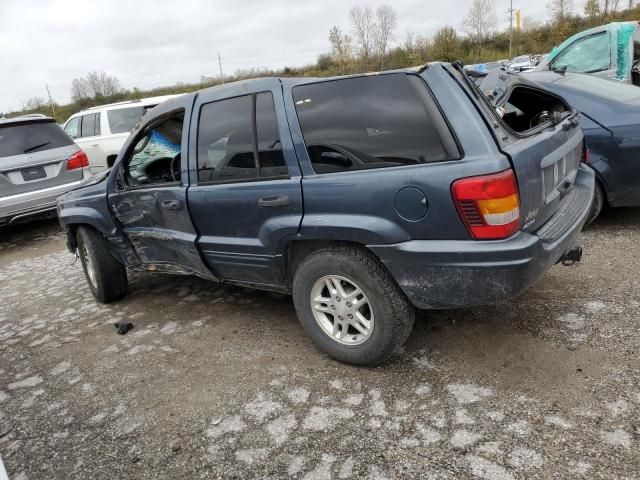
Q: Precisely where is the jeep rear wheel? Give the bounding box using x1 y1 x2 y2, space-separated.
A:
292 245 415 366
76 226 128 303
585 180 605 226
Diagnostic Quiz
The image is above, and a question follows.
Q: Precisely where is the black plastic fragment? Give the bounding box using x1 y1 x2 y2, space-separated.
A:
115 322 134 335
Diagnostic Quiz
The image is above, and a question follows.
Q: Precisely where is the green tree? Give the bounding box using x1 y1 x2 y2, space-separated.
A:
431 26 460 62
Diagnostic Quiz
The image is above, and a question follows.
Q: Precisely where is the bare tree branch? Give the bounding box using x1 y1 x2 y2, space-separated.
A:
350 6 375 60
374 4 397 68
462 0 497 60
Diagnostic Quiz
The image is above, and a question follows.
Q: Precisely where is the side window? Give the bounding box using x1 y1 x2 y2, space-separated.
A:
293 74 458 174
80 113 100 138
197 92 287 183
108 106 147 134
64 117 80 138
122 112 184 187
551 32 611 73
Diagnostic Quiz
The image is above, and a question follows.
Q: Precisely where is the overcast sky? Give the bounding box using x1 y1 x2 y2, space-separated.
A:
0 0 586 114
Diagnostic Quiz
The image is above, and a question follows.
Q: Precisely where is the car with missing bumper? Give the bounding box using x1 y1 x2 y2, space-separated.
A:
1 115 89 226
57 62 594 366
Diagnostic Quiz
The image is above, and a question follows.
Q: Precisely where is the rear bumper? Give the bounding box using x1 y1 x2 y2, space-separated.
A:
369 166 595 309
0 177 86 226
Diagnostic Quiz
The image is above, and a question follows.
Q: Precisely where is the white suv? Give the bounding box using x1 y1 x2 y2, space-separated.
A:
62 95 182 174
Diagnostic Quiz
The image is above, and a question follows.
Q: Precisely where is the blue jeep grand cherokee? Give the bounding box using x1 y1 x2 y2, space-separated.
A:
57 63 594 366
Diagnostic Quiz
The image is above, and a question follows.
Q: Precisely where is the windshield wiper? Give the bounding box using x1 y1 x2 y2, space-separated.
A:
23 141 50 153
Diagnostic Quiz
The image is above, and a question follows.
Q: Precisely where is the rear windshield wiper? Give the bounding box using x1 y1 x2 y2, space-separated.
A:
23 141 50 153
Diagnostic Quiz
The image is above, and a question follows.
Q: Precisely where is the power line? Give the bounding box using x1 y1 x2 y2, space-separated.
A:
217 52 224 85
45 83 56 117
508 0 514 58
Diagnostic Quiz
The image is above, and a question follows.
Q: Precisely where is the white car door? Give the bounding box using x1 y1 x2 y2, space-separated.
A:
77 112 106 174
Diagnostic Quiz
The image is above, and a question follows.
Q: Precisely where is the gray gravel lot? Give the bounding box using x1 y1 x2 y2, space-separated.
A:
1 209 639 479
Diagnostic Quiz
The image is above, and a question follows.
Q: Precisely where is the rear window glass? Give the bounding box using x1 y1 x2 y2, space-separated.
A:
107 106 147 134
293 74 456 174
0 121 74 157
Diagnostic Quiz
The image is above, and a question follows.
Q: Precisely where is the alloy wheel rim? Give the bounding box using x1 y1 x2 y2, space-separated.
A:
310 275 374 346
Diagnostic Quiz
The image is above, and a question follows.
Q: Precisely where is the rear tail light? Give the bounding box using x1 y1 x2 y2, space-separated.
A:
582 147 590 164
67 150 89 170
451 169 520 240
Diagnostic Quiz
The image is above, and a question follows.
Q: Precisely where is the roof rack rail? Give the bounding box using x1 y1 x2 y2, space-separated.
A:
84 99 142 111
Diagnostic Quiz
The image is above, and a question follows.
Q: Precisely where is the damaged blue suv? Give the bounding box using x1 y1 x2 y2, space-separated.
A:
57 63 594 366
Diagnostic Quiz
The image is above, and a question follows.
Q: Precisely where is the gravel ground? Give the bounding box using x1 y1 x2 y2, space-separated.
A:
1 209 639 479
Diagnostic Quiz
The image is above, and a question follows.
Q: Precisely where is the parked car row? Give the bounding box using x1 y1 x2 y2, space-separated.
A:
62 95 181 174
0 95 180 226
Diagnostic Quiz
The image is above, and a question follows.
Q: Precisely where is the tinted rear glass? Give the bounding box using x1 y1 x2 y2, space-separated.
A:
107 106 147 134
293 74 455 174
0 121 74 157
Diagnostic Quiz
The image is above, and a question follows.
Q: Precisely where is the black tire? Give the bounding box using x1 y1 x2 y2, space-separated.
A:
292 245 415 366
76 226 128 303
585 180 605 226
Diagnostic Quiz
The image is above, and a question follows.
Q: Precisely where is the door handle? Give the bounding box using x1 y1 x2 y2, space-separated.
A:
161 199 182 210
258 195 291 208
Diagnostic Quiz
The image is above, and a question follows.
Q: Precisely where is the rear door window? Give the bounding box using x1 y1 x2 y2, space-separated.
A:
80 113 100 138
0 121 74 157
107 106 147 134
293 74 459 174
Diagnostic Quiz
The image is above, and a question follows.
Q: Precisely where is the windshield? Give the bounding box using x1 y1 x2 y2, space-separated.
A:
559 74 640 102
0 121 74 157
107 106 147 134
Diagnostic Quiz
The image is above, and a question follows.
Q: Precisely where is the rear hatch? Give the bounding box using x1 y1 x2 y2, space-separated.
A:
448 65 584 233
0 120 81 198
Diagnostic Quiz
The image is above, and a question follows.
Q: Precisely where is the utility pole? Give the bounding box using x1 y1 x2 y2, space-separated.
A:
508 0 514 59
217 52 224 85
45 83 56 118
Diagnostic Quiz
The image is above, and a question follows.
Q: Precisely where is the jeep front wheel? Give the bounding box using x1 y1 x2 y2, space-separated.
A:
76 226 128 303
292 246 415 366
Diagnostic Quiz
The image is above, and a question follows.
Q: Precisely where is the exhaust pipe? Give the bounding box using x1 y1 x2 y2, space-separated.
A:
560 246 582 266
